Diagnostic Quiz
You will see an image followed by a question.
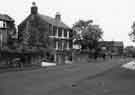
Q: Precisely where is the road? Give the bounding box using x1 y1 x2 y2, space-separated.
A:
0 58 133 95
74 66 135 95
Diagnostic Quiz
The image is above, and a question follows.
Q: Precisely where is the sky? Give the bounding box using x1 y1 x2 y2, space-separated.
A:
0 0 134 47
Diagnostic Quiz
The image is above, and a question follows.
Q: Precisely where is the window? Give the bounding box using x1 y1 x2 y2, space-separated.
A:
55 41 58 50
53 26 57 36
0 21 3 28
69 31 73 38
64 29 67 37
58 40 62 49
67 41 69 50
49 24 53 35
0 32 2 47
67 31 69 38
62 40 66 50
63 40 67 49
62 40 64 50
3 22 6 28
69 40 72 48
58 28 62 37
62 29 64 38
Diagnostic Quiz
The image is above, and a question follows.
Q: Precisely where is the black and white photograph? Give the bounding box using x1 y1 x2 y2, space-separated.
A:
0 0 134 95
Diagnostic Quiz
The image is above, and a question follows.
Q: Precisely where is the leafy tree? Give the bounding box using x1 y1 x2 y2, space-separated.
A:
124 46 135 57
129 22 135 42
72 20 103 50
7 21 17 49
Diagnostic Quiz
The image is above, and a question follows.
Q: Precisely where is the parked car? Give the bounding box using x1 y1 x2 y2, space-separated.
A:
40 59 56 67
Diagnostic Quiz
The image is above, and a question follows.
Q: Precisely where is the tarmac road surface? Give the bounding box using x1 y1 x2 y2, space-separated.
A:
0 58 132 95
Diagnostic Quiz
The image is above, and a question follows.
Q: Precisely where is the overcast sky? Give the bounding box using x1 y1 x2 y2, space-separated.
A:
0 0 134 46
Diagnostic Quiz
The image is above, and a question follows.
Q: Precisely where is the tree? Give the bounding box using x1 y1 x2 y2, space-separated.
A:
72 20 103 50
129 22 135 42
124 46 135 57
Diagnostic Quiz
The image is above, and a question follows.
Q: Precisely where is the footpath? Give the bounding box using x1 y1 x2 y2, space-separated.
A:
0 57 132 75
44 57 132 71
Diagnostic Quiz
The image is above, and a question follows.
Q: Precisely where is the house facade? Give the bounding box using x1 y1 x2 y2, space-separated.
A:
0 14 18 66
0 14 16 49
18 2 73 64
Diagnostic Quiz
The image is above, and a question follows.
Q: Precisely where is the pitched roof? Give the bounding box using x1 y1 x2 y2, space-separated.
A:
38 14 70 29
99 41 123 47
0 14 14 21
113 41 123 47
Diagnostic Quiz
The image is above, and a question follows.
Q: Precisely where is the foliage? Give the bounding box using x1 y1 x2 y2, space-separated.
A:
129 22 135 42
36 20 51 48
7 21 17 47
124 46 135 57
72 20 103 50
18 15 52 54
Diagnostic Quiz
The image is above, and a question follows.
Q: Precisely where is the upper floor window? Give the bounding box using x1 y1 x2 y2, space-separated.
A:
0 21 6 28
58 28 62 37
49 24 53 35
64 29 67 37
69 30 73 38
53 26 57 36
0 21 3 28
3 22 6 28
67 31 69 38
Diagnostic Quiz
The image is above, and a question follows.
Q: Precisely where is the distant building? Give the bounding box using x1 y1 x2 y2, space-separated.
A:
98 41 124 56
18 2 73 64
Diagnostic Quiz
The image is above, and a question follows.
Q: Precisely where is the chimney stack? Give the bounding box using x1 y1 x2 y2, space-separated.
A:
31 2 38 14
55 12 61 22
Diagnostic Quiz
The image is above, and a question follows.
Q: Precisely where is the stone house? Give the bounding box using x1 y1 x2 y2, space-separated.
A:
18 2 73 64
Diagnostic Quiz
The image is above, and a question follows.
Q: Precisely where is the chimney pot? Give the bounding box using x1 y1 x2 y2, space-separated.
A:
55 12 61 21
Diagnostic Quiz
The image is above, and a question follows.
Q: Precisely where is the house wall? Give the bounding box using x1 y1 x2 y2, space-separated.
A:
0 29 7 46
18 13 73 64
0 20 15 48
50 26 73 63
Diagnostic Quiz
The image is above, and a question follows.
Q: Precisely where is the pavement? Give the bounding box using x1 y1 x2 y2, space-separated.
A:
0 57 133 95
0 64 41 73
